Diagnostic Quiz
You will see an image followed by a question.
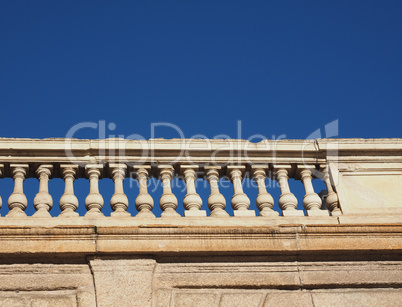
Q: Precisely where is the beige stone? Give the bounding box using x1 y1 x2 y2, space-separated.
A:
0 290 78 307
220 292 264 307
0 264 96 307
154 289 172 307
0 138 401 217
0 138 400 305
89 259 156 307
154 262 301 289
311 288 402 307
173 291 220 307
263 290 313 307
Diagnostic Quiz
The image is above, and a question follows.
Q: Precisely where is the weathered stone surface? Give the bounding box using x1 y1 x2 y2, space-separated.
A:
0 264 95 306
0 290 77 307
154 261 402 290
0 222 400 255
154 262 300 289
154 288 172 307
263 290 313 307
0 250 399 306
173 292 220 307
90 258 156 307
336 173 402 214
219 292 264 307
153 288 402 307
299 261 402 288
311 288 402 307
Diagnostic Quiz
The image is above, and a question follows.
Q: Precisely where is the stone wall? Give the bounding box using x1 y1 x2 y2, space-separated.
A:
0 257 400 306
0 221 400 306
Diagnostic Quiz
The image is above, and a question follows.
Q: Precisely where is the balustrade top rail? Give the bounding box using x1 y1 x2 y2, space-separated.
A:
1 137 401 165
0 138 401 219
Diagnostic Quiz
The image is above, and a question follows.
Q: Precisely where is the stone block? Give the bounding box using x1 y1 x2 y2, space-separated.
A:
233 210 256 217
0 264 95 307
263 290 313 307
154 288 172 307
31 296 77 307
307 209 329 216
0 297 25 307
0 290 78 307
173 291 219 307
282 210 304 216
298 261 402 288
220 292 264 307
311 288 402 307
184 210 207 217
154 262 301 289
90 258 156 307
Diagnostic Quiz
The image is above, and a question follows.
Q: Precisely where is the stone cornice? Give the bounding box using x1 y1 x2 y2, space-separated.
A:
0 222 400 256
0 138 400 177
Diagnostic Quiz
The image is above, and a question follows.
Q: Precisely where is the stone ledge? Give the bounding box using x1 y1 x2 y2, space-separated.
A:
154 261 402 289
0 223 400 255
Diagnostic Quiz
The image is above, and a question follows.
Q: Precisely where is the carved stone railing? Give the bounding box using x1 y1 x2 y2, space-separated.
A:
0 138 401 220
0 162 338 218
0 138 401 307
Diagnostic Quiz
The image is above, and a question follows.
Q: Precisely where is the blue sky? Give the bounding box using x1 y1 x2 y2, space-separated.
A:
1 1 401 140
0 1 401 217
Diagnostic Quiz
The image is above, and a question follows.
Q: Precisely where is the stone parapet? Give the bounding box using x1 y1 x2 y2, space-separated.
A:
0 138 401 306
0 138 401 218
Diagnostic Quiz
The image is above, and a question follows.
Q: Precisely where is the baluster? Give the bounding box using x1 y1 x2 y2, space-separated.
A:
205 166 229 217
110 163 130 217
181 165 205 217
299 167 328 216
85 164 104 217
228 166 255 217
252 165 278 216
0 164 3 216
299 165 329 216
158 165 180 217
323 166 342 216
33 165 53 217
134 166 155 218
275 165 303 216
59 165 79 217
7 164 29 217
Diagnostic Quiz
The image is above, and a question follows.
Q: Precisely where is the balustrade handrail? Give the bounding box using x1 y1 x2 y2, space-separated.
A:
0 138 401 218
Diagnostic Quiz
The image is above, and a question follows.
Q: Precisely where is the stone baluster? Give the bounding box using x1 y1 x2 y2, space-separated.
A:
205 166 229 217
59 165 79 217
181 165 206 217
227 166 255 217
323 166 342 216
85 164 104 217
0 164 3 216
275 165 303 216
158 165 180 217
7 164 29 217
134 166 155 218
33 165 53 217
110 163 130 217
251 165 278 216
299 167 328 216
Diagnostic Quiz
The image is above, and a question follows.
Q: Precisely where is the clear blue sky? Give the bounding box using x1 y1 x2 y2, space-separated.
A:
1 1 401 140
0 1 401 217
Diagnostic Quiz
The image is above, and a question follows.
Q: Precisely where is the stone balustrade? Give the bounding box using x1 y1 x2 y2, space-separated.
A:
0 162 338 218
0 138 401 219
0 138 401 306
